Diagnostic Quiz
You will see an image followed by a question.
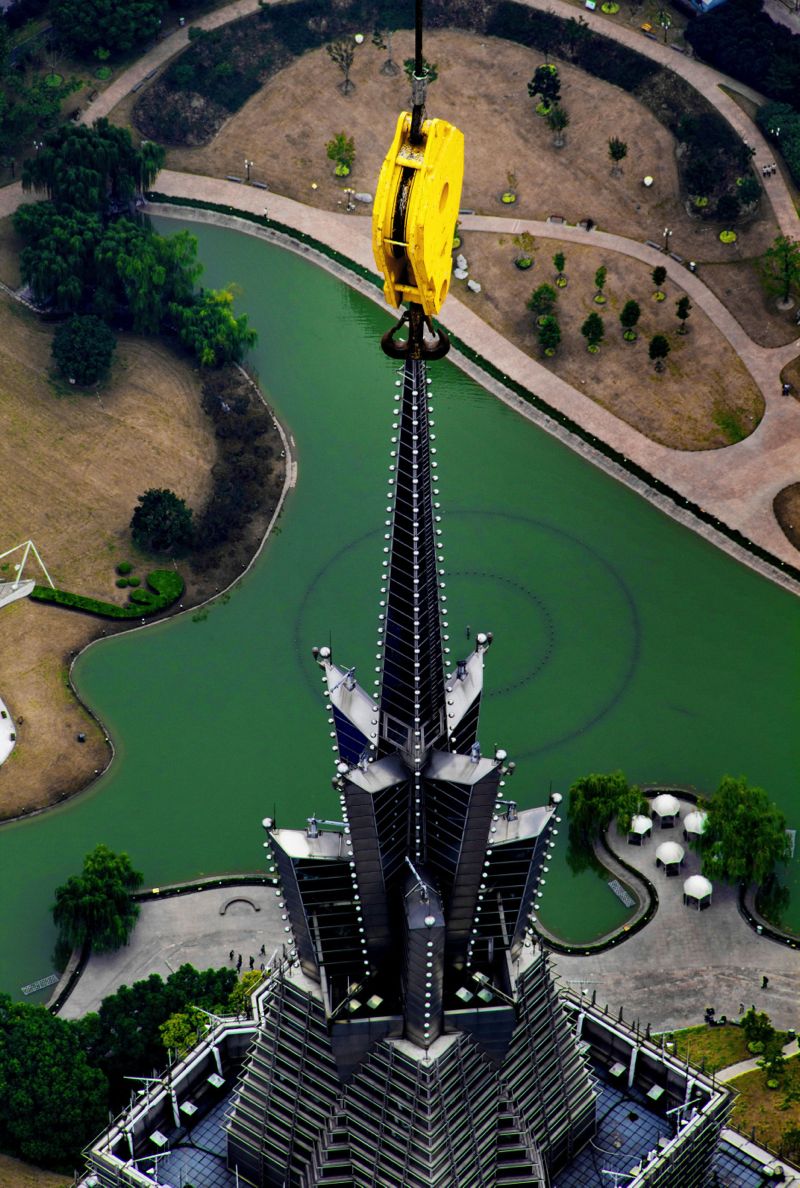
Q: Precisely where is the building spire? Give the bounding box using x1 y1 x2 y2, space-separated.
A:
377 357 446 777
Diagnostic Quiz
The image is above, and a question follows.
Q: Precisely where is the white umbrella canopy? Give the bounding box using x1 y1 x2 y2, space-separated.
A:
629 814 653 835
656 841 685 865
684 810 707 836
652 793 680 818
683 874 713 900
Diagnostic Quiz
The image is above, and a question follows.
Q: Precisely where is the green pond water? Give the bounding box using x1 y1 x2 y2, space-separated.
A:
2 218 799 1001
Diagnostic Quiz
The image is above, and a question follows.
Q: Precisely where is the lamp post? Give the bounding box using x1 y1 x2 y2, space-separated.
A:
244 158 254 183
662 227 672 254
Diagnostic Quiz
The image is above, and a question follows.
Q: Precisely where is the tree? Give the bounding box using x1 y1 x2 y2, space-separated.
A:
690 775 791 887
676 295 692 334
131 487 194 553
648 334 670 371
581 310 604 351
527 64 561 112
527 282 558 319
652 264 667 299
738 174 761 207
14 202 201 326
160 1006 207 1059
0 994 109 1170
99 222 201 333
52 844 143 953
761 235 800 306
372 25 399 75
619 299 641 340
593 264 608 304
230 969 263 1016
608 137 628 176
546 104 570 148
568 770 646 846
15 202 100 311
80 965 237 1106
327 39 356 95
403 56 438 85
52 0 164 58
326 131 355 176
537 314 561 356
716 191 740 223
741 1007 775 1049
553 250 566 286
52 314 116 385
22 119 164 212
170 287 257 367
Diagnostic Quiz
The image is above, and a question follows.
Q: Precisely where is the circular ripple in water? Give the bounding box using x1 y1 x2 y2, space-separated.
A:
294 509 640 764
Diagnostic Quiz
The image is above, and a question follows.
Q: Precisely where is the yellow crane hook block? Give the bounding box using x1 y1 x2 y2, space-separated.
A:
372 110 464 319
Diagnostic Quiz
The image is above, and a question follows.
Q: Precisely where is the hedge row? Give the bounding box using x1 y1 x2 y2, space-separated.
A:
29 569 184 619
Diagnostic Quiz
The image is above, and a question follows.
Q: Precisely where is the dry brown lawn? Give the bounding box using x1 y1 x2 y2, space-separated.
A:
702 257 799 349
0 291 216 820
143 27 780 445
158 28 778 268
774 483 800 553
730 1064 800 1154
0 1155 69 1188
459 231 763 449
0 215 23 288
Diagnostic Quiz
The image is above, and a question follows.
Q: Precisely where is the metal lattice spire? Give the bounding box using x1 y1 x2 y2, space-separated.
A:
376 358 448 855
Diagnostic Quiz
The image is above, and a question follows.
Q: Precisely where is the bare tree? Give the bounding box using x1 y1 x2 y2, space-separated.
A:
327 40 356 95
372 26 399 76
546 105 570 149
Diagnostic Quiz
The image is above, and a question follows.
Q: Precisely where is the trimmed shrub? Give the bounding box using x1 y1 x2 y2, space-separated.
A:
30 570 184 618
52 315 116 386
116 561 133 575
115 578 128 588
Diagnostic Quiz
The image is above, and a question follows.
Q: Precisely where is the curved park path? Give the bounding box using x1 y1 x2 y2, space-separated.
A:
0 0 798 582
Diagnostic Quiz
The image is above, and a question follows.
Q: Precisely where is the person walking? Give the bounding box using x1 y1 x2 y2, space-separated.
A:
762 975 770 990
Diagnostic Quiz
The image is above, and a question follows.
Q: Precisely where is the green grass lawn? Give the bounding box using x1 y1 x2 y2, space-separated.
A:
654 1024 751 1073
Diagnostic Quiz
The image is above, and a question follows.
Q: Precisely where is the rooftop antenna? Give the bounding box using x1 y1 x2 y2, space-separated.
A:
405 856 430 902
331 666 357 693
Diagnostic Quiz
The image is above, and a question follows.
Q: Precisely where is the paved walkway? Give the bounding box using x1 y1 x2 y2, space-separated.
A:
58 881 287 1018
718 1038 800 1083
551 795 800 1033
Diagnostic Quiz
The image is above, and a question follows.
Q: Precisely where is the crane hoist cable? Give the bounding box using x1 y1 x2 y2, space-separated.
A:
372 0 464 360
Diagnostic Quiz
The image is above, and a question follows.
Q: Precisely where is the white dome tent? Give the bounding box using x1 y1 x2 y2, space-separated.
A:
683 809 707 842
655 840 685 876
651 792 681 828
683 874 713 910
627 814 652 846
